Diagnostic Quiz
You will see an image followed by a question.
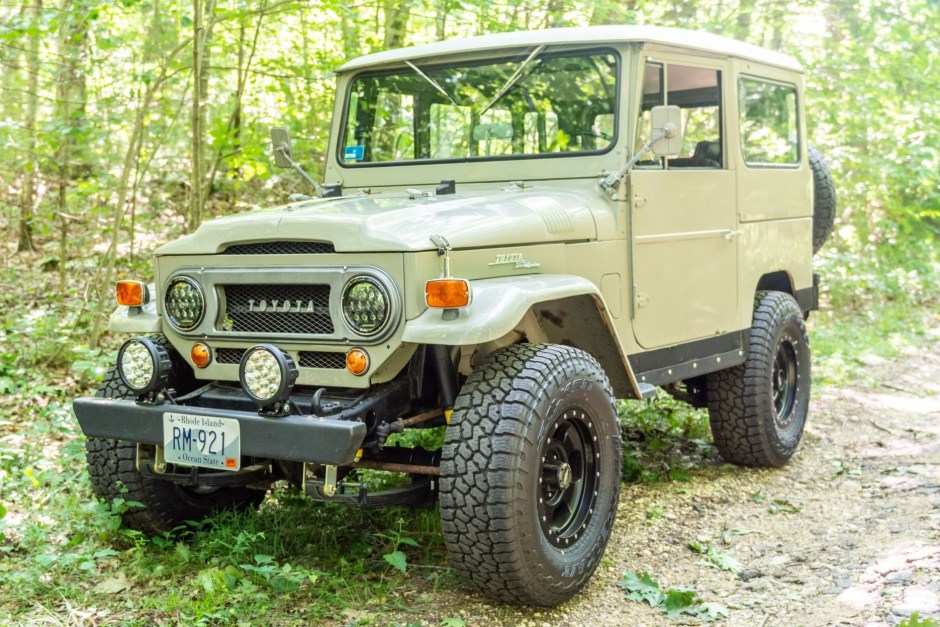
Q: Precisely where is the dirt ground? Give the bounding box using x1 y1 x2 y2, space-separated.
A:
394 330 940 626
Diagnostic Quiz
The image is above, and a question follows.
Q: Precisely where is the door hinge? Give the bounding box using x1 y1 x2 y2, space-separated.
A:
635 291 650 308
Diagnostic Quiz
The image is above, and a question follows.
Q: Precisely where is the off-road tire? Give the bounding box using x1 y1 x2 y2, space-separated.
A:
810 147 837 254
439 344 621 606
706 291 810 467
86 366 263 534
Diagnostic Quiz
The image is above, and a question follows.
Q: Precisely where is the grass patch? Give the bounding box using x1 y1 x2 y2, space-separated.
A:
810 237 940 387
0 387 451 624
618 393 715 483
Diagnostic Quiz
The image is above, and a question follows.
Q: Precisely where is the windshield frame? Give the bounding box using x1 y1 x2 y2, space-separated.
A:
336 46 622 169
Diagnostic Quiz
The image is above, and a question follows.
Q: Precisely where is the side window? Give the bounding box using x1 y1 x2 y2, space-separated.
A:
739 78 799 165
666 65 721 168
635 62 722 169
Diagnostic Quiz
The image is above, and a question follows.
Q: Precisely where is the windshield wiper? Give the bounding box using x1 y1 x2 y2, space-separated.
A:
406 60 461 108
479 45 544 117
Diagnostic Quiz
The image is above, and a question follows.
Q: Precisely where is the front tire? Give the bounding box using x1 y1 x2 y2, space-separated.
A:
439 344 621 606
706 291 810 467
86 367 264 534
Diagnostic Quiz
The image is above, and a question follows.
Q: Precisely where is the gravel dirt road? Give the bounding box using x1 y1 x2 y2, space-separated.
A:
393 331 940 626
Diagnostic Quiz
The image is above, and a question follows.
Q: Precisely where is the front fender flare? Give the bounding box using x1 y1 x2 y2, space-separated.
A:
402 274 643 399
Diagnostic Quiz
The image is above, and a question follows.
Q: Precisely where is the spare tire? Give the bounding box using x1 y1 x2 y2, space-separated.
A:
809 147 836 254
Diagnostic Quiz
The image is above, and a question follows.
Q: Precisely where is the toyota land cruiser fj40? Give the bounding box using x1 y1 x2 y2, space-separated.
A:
74 25 836 606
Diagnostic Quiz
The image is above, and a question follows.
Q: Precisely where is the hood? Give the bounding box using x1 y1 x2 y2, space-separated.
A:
155 188 598 255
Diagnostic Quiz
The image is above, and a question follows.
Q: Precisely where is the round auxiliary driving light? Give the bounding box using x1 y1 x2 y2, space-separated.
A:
117 337 171 395
239 344 298 407
342 276 391 336
164 276 205 332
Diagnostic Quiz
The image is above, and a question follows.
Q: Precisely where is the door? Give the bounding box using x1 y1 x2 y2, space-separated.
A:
629 61 738 350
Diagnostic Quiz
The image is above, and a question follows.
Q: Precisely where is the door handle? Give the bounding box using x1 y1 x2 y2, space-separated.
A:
724 229 743 241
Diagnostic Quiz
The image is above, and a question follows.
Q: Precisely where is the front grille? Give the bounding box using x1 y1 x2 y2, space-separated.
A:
216 348 245 364
299 351 346 369
223 241 335 255
221 284 333 335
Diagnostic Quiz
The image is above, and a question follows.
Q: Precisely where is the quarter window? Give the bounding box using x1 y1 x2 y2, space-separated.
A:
738 78 799 165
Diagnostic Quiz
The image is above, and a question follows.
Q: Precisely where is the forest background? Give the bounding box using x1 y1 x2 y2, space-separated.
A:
0 0 937 624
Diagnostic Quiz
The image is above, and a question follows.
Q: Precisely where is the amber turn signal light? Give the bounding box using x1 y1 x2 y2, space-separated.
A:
426 279 471 308
191 343 212 368
116 281 147 307
346 348 369 376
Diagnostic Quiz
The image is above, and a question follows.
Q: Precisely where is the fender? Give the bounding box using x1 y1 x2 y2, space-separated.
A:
402 274 644 399
108 300 161 334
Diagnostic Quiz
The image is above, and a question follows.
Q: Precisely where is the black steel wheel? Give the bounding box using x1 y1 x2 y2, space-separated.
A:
706 291 811 467
538 413 598 548
86 363 265 534
440 344 621 606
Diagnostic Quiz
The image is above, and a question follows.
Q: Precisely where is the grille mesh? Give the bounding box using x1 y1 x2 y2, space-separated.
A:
223 241 335 255
299 351 347 369
216 348 245 364
221 284 333 335
216 348 344 369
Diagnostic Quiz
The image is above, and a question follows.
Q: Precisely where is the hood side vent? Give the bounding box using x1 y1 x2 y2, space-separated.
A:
223 241 335 255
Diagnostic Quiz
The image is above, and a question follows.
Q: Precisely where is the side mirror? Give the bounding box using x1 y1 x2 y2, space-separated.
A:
650 105 682 156
271 127 293 168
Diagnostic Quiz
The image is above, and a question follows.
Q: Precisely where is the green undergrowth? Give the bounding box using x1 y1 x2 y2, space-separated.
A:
0 392 451 625
618 394 716 484
810 237 940 387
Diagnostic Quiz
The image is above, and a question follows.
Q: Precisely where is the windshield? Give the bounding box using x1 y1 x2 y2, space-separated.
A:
340 48 619 165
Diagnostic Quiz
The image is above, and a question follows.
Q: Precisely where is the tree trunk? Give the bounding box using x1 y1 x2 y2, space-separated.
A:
735 0 756 41
435 0 450 40
383 0 413 49
190 0 204 232
207 4 264 193
53 0 90 292
18 0 42 253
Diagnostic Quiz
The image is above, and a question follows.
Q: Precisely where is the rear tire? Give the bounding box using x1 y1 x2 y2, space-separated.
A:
439 344 621 606
86 366 264 534
706 291 810 467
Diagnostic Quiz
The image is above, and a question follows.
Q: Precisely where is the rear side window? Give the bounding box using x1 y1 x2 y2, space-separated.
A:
738 77 799 165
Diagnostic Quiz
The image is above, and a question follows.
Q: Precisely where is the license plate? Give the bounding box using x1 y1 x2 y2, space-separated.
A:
163 412 241 471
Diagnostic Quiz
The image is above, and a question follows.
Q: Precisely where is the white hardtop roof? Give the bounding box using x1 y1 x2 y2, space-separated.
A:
338 25 802 73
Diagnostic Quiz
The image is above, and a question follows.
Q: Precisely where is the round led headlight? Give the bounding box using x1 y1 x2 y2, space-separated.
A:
117 337 171 395
342 276 391 336
164 276 205 332
239 344 298 406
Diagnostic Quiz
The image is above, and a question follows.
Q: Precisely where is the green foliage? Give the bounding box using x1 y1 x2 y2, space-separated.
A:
688 540 742 573
0 390 446 623
901 612 940 627
618 393 715 483
620 570 728 621
377 518 421 575
810 238 939 387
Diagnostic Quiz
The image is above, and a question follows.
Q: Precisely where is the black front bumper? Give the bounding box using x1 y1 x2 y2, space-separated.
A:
73 397 367 466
